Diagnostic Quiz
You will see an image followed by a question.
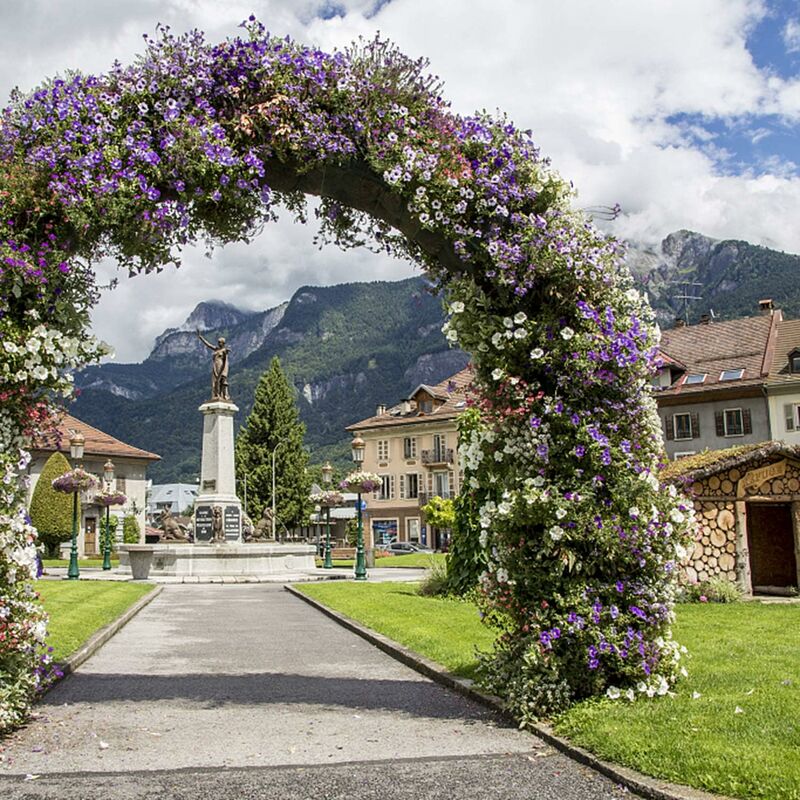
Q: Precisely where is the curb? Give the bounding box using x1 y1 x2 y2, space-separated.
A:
45 584 163 690
285 585 733 800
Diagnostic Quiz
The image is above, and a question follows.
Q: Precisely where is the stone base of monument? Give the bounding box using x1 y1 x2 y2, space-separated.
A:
118 542 316 579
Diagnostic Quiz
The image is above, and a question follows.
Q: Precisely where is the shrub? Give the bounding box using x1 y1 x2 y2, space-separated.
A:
418 556 450 597
28 452 76 557
122 515 141 544
678 577 742 604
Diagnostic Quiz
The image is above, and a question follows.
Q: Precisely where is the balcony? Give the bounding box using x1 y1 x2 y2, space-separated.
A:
420 448 455 466
418 491 454 506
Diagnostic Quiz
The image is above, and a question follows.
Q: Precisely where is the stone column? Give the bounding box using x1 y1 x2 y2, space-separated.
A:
193 400 243 543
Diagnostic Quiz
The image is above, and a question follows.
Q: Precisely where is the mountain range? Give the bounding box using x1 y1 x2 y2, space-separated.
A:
73 230 800 482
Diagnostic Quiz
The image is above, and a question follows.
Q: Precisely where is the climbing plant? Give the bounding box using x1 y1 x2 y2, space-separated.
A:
0 20 693 731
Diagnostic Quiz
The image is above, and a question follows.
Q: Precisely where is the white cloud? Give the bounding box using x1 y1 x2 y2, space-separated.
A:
3 0 800 360
783 18 800 52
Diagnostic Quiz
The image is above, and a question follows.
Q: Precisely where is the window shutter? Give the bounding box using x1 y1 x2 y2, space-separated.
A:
448 470 455 498
715 412 725 437
690 413 700 439
664 416 674 441
390 475 396 499
427 472 433 496
742 408 752 435
785 404 795 432
399 474 406 499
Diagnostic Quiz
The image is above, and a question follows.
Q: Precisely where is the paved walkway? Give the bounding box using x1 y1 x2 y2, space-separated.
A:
0 585 631 799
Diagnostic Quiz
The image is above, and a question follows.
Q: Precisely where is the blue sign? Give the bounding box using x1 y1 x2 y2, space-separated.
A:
354 499 367 510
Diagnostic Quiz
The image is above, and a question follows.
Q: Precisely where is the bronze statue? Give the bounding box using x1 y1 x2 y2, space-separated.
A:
211 505 225 543
247 506 275 541
197 330 231 401
158 509 190 542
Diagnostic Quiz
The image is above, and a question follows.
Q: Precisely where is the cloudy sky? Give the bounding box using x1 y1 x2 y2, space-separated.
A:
2 0 799 360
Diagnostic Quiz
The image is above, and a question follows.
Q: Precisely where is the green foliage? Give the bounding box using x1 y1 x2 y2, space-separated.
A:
677 577 742 604
122 515 140 544
445 408 487 595
29 452 76 557
103 515 119 552
235 356 311 529
421 495 455 529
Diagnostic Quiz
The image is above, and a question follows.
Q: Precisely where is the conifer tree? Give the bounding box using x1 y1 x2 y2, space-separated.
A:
235 356 311 531
29 452 75 557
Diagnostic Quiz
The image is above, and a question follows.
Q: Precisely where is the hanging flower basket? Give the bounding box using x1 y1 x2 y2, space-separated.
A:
341 471 382 494
52 468 98 494
94 490 127 507
311 490 345 508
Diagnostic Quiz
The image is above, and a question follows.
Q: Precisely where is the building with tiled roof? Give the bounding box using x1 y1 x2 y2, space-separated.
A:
27 412 160 556
654 305 780 459
345 367 473 549
765 318 800 448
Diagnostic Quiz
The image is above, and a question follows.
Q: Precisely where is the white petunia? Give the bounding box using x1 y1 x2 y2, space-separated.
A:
514 312 527 324
548 525 564 541
606 686 621 700
450 301 465 313
530 348 544 360
491 368 504 381
561 327 575 341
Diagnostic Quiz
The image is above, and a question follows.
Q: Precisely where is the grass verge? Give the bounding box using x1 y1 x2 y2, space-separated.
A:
376 552 447 569
296 583 800 800
43 557 119 569
296 581 492 679
36 581 154 662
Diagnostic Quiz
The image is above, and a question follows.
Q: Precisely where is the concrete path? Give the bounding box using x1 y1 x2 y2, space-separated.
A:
0 585 631 799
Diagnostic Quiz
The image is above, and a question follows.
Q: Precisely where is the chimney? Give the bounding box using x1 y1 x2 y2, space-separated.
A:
376 404 386 416
674 318 686 328
758 298 775 315
401 399 412 415
699 313 711 325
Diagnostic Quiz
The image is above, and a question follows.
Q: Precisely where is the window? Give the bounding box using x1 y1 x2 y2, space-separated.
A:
723 408 744 436
406 518 421 543
405 473 419 499
433 433 447 461
116 476 127 492
403 436 417 459
377 439 390 462
719 368 744 381
683 373 706 385
433 471 450 498
673 413 693 440
790 351 800 373
418 399 433 413
784 403 800 432
378 474 395 500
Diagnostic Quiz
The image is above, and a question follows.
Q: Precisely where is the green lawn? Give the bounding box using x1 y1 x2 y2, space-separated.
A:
376 552 447 569
36 581 154 661
297 581 493 679
296 583 800 800
43 557 119 569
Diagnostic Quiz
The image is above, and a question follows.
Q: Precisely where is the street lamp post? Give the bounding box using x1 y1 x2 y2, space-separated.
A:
321 461 334 569
67 431 85 581
102 459 115 571
351 436 367 581
271 440 285 541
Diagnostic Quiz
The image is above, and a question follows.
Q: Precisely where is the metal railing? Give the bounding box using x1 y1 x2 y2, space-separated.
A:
420 448 454 465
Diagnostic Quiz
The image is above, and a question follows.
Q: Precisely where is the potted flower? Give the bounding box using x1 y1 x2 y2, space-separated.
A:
340 471 383 494
94 490 127 571
51 468 98 495
310 490 345 508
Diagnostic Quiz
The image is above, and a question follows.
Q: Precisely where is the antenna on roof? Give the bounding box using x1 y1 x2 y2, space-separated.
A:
670 280 703 325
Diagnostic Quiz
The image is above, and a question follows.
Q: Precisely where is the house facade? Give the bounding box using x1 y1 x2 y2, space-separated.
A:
766 319 800 446
27 413 160 556
345 368 471 550
655 308 779 459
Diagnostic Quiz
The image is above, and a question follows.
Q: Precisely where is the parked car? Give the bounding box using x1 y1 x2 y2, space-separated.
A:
384 541 433 554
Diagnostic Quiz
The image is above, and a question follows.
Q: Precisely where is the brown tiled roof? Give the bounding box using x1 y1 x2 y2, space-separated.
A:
31 412 161 462
346 367 474 431
768 319 800 385
657 313 778 397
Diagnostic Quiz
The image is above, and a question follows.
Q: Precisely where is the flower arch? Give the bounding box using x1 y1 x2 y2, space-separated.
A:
0 21 693 730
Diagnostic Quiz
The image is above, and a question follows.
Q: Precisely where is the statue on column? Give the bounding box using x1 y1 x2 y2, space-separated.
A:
197 330 231 401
